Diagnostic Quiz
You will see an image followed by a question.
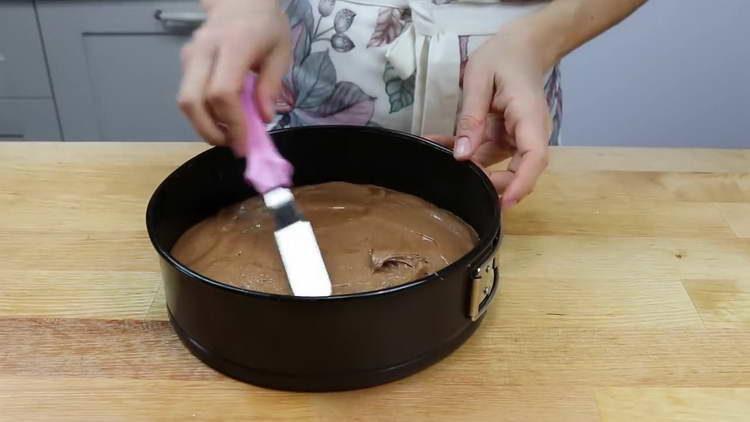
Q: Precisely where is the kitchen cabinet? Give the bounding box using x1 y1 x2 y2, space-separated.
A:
0 99 59 140
0 0 60 140
36 0 203 141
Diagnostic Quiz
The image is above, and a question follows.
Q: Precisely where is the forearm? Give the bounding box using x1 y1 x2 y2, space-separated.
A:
510 0 647 71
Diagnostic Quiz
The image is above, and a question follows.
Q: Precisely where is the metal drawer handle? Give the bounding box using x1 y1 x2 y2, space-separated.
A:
154 9 206 26
0 134 24 139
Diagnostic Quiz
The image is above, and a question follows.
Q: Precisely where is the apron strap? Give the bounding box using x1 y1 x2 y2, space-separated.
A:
387 0 547 135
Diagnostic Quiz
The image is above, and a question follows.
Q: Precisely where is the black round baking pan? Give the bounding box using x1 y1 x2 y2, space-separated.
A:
146 126 502 391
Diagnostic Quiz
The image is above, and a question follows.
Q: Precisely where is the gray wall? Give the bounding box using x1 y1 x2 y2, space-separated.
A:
561 0 750 148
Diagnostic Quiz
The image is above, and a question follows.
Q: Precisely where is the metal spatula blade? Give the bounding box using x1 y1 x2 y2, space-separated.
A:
263 187 332 297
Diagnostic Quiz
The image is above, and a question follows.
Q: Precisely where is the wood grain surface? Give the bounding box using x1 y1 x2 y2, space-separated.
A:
1 143 749 421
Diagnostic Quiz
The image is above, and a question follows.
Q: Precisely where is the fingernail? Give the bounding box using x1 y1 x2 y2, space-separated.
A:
454 137 470 158
504 198 518 209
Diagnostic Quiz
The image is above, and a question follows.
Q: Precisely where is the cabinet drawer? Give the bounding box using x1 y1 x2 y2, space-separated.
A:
0 99 60 140
0 1 52 98
37 0 204 141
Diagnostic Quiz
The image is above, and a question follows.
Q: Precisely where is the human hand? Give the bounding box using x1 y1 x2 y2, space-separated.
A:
433 21 554 210
178 0 291 149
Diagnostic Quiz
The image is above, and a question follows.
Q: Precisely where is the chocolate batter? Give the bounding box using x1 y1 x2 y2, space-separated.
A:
172 182 478 295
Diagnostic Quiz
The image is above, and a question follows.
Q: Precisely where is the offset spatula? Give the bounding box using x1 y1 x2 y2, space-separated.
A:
236 74 332 297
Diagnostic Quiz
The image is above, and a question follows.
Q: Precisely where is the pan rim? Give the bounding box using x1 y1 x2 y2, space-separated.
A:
145 125 501 302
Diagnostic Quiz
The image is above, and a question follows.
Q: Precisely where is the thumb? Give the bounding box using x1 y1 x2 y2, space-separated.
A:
255 35 291 122
455 62 493 161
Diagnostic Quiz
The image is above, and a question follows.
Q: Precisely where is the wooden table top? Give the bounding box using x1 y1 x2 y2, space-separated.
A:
1 142 749 421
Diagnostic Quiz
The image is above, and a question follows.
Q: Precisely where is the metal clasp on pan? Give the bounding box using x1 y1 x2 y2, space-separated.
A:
469 255 499 321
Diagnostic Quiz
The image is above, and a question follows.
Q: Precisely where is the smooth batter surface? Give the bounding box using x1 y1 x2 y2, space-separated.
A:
172 182 478 295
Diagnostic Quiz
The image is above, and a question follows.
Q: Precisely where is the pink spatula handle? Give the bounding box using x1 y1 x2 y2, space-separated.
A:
236 74 293 194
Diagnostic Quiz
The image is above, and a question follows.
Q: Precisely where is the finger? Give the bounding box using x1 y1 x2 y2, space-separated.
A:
207 39 258 150
489 170 514 195
501 93 551 149
455 61 493 161
425 134 456 149
483 113 505 144
502 121 549 209
488 147 523 196
256 41 292 122
476 164 491 177
507 151 523 173
177 40 226 145
484 149 522 199
426 133 500 181
474 141 512 168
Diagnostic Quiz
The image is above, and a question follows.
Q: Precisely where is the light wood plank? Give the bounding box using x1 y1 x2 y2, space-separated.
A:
8 169 744 239
5 232 747 281
2 319 749 387
3 170 745 236
533 171 750 203
596 388 750 422
144 282 168 321
546 147 750 173
0 319 220 380
455 325 750 387
1 143 749 420
0 191 153 231
313 385 599 422
0 377 599 422
143 276 704 328
507 197 735 238
0 141 207 166
671 238 750 280
683 279 750 328
0 271 160 319
500 235 750 282
738 173 750 195
717 203 750 238
493 277 702 328
0 164 169 232
3 143 748 173
0 377 314 422
0 229 158 272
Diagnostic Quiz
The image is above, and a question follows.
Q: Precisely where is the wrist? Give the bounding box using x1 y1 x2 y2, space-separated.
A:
506 0 582 72
502 7 573 74
507 0 646 71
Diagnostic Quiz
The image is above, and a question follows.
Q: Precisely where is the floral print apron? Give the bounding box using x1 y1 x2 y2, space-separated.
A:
275 0 562 145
